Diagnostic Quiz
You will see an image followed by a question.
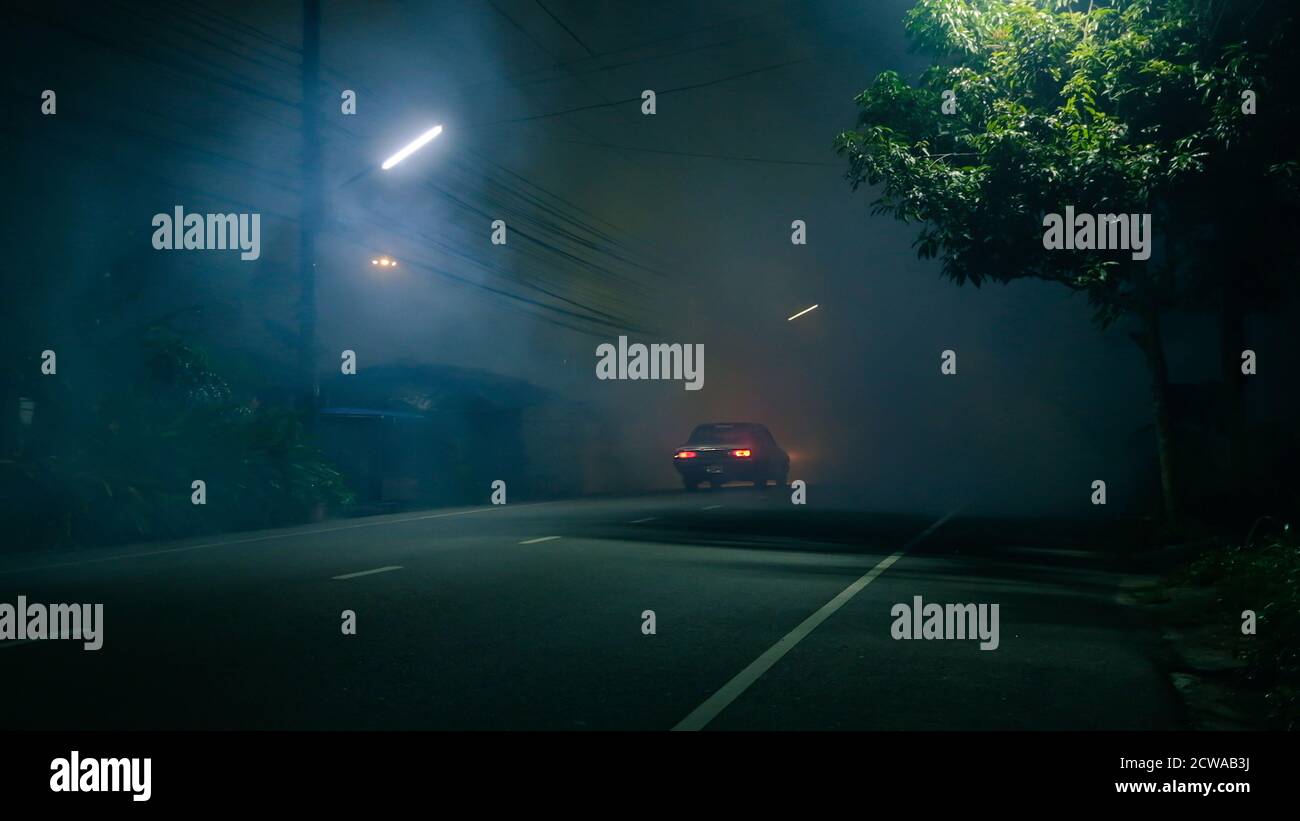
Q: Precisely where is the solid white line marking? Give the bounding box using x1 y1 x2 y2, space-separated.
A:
672 507 961 731
629 517 658 523
519 536 561 544
0 640 37 650
0 501 561 576
701 505 723 510
332 565 403 580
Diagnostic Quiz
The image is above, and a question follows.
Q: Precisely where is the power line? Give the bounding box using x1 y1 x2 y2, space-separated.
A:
6 83 639 337
114 0 302 77
460 148 668 271
162 0 818 254
452 1 800 96
307 3 676 281
185 0 302 55
18 3 821 334
465 57 809 128
484 0 655 174
492 133 842 167
501 3 871 94
30 3 658 306
534 0 596 57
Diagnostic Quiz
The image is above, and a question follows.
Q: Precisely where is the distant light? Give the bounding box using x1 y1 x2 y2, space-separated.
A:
787 304 819 321
381 125 444 170
371 256 398 268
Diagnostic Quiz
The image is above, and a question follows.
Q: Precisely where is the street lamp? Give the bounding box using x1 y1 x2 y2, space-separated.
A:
381 125 444 170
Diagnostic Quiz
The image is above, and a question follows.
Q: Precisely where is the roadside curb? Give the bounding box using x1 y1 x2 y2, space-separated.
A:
1117 575 1265 730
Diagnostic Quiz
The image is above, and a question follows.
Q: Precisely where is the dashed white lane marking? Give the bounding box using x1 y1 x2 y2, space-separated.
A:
629 517 658 523
332 565 403 580
519 536 561 545
0 501 562 576
701 505 723 510
672 506 962 732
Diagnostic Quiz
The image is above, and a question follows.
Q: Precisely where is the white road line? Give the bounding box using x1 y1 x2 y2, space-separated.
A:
672 506 962 732
629 517 658 524
519 536 561 545
701 505 723 510
332 565 403 580
0 500 561 576
0 640 37 650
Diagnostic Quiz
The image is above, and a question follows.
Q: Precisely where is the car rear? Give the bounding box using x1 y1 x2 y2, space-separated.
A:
673 423 779 489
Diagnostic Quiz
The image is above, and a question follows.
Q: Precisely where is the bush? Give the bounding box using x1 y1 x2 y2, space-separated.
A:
1178 525 1299 729
2 330 353 551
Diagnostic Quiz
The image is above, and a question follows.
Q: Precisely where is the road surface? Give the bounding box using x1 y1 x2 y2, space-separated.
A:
0 488 1182 730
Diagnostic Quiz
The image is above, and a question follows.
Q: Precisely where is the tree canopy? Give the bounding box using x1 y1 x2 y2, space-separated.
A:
836 0 1299 326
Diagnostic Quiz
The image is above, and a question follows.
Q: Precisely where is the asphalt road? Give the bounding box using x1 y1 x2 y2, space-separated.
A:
0 488 1183 730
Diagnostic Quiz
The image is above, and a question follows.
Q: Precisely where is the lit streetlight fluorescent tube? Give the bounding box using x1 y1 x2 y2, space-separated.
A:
381 125 444 170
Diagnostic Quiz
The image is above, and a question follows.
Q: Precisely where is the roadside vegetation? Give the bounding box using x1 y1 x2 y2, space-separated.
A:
1 328 352 552
1172 527 1299 729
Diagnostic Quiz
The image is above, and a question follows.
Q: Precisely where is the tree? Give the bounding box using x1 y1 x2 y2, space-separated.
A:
836 0 1299 528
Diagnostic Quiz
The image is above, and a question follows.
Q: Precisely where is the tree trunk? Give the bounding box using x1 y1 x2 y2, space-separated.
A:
1219 281 1247 500
1132 308 1181 529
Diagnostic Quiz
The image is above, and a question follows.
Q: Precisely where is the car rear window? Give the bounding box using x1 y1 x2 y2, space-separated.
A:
689 424 763 445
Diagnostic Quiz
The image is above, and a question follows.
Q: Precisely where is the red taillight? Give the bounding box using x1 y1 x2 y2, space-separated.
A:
730 449 752 458
675 450 698 459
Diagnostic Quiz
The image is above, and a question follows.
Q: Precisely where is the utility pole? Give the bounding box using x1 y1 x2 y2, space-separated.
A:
299 0 321 417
